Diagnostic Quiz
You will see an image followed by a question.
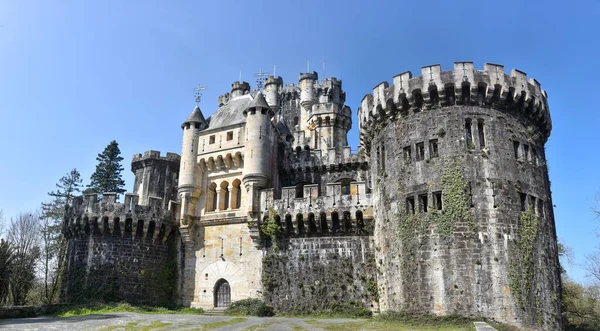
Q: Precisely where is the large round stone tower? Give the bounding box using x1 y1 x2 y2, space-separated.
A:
358 62 561 329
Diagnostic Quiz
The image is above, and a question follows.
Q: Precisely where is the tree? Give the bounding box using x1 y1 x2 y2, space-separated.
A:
7 213 40 305
38 169 81 304
0 239 13 305
86 140 126 197
41 169 82 220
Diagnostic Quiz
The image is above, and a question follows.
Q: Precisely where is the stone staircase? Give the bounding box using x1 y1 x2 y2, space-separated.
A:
204 307 227 315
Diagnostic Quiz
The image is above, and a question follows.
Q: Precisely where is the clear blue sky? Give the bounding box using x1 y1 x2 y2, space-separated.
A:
0 0 597 282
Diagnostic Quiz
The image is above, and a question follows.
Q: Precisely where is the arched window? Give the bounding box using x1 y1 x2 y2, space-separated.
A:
356 210 364 234
219 181 229 210
231 179 242 209
325 116 331 126
207 183 217 212
331 212 340 233
296 183 305 198
339 179 352 195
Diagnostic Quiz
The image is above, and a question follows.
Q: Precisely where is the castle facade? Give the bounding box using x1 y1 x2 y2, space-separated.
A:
62 62 562 330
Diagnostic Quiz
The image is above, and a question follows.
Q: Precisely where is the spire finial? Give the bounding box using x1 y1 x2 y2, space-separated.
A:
254 69 269 90
193 85 206 105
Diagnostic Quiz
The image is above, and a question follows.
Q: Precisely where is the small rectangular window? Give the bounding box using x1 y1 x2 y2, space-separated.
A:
477 119 485 148
418 194 428 213
416 142 425 161
403 146 412 164
406 196 415 215
209 135 216 144
513 141 520 159
433 191 442 210
226 131 234 141
519 192 527 212
429 139 439 158
524 144 530 162
529 195 536 211
537 199 544 218
465 119 473 149
531 147 538 166
195 123 200 129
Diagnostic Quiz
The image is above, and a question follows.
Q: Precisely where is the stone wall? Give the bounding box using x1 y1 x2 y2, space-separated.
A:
62 232 177 305
359 63 561 330
262 236 378 314
62 193 179 306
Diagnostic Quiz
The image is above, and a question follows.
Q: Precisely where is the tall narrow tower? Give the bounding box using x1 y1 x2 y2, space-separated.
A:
242 92 274 216
178 105 207 230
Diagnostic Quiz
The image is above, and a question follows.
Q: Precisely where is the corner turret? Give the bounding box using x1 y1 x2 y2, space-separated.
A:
178 105 204 230
181 105 208 131
264 76 283 110
242 92 275 216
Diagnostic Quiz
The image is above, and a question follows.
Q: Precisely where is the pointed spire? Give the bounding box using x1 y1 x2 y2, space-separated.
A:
181 105 207 129
249 92 269 110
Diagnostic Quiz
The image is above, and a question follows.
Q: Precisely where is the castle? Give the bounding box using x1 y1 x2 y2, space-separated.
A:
62 62 562 330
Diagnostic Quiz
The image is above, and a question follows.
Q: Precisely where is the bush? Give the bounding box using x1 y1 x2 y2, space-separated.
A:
225 299 275 317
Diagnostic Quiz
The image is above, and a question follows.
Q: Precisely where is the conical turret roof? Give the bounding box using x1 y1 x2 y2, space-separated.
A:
248 92 269 109
181 105 207 129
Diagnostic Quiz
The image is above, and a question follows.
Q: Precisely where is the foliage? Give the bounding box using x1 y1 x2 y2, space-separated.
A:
41 169 82 220
87 140 126 197
508 207 539 309
225 298 275 317
437 157 474 237
7 213 41 305
0 239 14 304
53 302 204 317
562 278 600 331
261 207 281 253
37 169 81 305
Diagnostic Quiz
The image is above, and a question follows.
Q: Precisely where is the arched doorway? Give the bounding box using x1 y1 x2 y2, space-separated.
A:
214 279 231 307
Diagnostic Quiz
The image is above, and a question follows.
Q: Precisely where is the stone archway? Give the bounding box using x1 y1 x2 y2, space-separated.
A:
214 278 231 307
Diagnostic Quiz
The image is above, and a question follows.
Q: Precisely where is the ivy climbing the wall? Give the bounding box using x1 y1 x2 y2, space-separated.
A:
261 207 281 253
509 206 539 310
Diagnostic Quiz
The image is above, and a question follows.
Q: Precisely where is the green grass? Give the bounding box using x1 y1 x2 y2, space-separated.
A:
243 322 276 330
98 320 172 331
53 302 204 318
193 317 247 330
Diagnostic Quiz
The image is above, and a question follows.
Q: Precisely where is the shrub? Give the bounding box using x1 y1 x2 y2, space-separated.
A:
225 298 275 317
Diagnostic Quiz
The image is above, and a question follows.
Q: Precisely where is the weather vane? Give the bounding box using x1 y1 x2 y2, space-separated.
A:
254 69 270 90
193 85 206 105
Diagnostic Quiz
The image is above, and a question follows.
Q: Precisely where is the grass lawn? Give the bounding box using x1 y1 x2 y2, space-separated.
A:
53 302 204 318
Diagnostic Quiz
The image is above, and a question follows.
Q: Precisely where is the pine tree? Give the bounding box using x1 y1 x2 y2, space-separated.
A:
87 140 126 197
39 169 82 304
41 169 82 221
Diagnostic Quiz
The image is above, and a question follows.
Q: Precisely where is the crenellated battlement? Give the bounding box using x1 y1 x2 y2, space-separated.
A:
286 146 367 170
132 150 180 164
358 62 551 148
62 192 179 243
259 181 373 236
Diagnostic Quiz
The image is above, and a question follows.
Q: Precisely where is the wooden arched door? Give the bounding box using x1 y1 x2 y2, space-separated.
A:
214 279 231 307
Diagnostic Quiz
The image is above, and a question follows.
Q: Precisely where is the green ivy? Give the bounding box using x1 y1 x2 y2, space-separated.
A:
261 207 281 253
508 207 539 310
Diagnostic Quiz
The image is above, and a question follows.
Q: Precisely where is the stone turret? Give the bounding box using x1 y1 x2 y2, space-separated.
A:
242 92 274 216
131 151 180 210
178 105 205 230
264 76 283 110
359 62 560 330
230 81 251 99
